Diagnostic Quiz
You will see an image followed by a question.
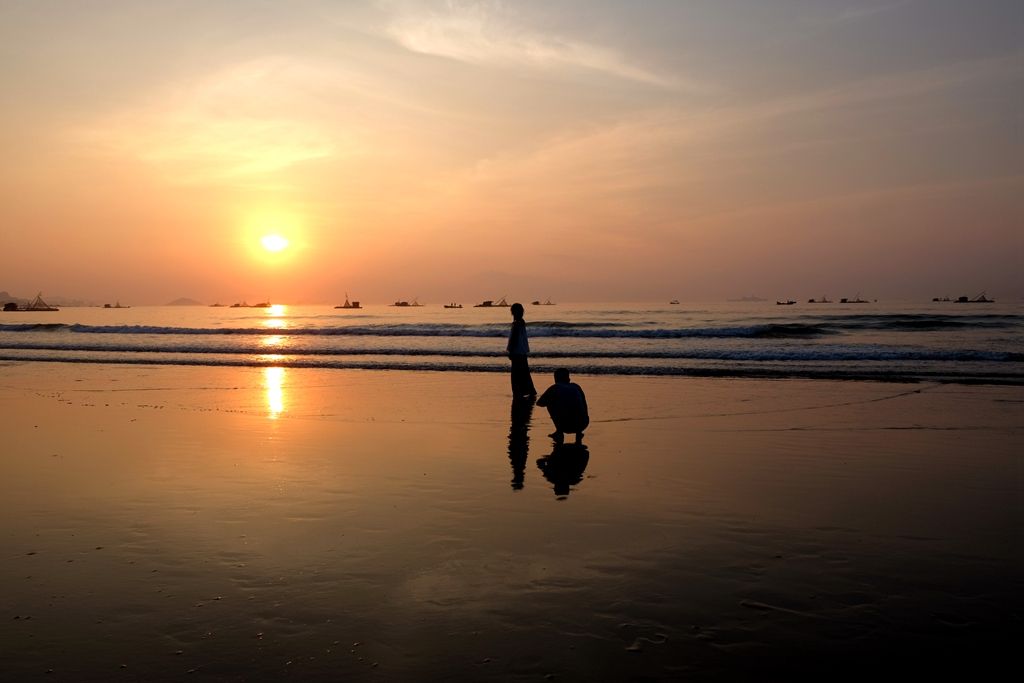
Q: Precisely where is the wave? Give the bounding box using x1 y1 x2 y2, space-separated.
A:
2 342 1022 363
803 313 1021 331
0 321 839 339
2 353 1021 385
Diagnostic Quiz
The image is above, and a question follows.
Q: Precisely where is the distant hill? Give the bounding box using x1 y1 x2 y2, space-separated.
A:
167 297 204 306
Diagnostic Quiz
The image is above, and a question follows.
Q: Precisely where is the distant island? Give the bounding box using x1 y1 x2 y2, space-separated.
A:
166 297 204 306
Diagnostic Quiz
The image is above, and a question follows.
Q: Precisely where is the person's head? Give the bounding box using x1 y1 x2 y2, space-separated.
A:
554 368 571 384
510 302 524 319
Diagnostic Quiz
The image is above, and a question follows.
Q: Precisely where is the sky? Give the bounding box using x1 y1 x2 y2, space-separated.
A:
1 0 1021 304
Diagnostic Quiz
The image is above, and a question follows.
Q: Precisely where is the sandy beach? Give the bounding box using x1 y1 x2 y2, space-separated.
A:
1 361 1021 681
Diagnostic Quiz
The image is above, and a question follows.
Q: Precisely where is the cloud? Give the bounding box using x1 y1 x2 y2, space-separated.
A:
74 57 342 185
380 0 687 89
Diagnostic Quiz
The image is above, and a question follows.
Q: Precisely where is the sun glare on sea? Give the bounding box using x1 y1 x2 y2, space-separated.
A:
261 234 289 252
263 366 286 419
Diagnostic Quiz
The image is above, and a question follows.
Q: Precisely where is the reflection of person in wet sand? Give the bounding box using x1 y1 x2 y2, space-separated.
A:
506 303 537 400
536 368 589 444
537 443 590 499
507 398 533 490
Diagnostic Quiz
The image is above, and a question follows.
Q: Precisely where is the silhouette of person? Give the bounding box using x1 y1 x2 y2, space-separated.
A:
536 443 590 499
536 368 589 444
507 398 534 490
506 302 536 400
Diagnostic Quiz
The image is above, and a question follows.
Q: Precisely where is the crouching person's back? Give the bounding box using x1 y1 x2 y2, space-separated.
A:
537 368 589 443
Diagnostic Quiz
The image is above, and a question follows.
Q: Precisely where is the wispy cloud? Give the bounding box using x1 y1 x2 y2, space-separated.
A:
380 0 688 89
429 50 1024 231
74 58 342 185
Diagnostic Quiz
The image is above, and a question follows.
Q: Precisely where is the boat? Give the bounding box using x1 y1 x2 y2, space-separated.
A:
932 296 951 302
231 301 272 308
474 297 510 308
391 298 423 307
669 300 680 305
444 303 463 309
4 293 60 312
807 296 832 303
209 303 225 307
103 301 130 309
335 294 361 309
531 298 555 306
840 294 869 304
957 291 995 303
776 300 796 305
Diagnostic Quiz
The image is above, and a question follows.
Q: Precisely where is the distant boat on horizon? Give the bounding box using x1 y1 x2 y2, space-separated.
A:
807 296 832 303
335 294 361 309
776 299 796 305
956 291 995 303
391 298 423 307
3 292 59 312
444 302 463 309
840 294 869 303
531 298 555 306
103 301 130 309
230 301 272 308
669 299 680 305
474 297 510 308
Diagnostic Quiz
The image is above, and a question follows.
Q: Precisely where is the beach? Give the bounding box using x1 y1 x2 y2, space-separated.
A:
1 361 1020 681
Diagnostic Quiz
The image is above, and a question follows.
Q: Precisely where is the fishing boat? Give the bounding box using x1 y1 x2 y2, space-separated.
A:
474 297 510 308
957 291 995 303
4 293 60 312
335 294 361 309
669 300 680 305
391 298 423 307
531 298 555 306
807 296 832 303
776 300 796 305
444 302 463 309
840 294 869 304
231 301 272 308
103 301 130 309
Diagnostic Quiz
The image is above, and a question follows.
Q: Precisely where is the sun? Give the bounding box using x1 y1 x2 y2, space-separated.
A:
260 234 290 253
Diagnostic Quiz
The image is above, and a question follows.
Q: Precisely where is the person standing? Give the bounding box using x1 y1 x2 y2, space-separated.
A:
507 302 537 400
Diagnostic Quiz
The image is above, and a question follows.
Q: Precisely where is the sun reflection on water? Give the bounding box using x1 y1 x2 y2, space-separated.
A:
263 304 288 329
261 335 286 349
264 366 286 419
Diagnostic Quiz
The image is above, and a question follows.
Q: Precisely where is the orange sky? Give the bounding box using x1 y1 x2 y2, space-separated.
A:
1 0 1021 304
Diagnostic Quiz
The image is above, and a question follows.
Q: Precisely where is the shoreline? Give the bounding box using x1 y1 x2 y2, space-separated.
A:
3 356 1021 386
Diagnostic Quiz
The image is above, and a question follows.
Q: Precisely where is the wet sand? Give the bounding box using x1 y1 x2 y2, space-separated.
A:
1 362 1021 681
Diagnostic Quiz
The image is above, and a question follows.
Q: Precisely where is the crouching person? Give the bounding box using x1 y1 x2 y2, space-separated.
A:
536 368 589 444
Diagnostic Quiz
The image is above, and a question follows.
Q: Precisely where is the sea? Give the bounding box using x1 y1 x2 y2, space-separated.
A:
1 301 1022 384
